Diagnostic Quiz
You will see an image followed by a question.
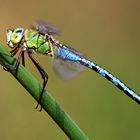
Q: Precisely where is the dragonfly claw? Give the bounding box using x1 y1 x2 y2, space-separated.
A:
35 103 42 112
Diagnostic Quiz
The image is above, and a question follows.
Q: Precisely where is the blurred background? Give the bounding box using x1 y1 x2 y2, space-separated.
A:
0 0 140 139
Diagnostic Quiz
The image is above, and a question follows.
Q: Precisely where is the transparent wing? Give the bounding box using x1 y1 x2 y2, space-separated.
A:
33 20 60 35
52 46 85 80
52 57 84 80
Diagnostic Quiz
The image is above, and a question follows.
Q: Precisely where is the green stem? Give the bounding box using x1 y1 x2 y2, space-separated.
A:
0 43 89 140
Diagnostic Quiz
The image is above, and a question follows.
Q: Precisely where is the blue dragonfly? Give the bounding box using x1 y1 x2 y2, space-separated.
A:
7 20 140 110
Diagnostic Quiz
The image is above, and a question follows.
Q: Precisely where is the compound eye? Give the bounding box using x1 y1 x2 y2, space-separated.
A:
15 29 23 37
12 28 24 43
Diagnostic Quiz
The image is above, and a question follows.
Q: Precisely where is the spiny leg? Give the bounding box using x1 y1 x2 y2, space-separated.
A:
15 50 24 72
9 43 26 69
21 51 25 67
10 46 19 57
35 33 48 110
10 46 22 70
28 52 48 111
4 46 20 71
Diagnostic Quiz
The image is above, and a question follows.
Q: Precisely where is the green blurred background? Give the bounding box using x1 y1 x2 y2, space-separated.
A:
0 0 140 139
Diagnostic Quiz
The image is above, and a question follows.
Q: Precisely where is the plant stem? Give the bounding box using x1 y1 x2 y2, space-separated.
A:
0 43 89 140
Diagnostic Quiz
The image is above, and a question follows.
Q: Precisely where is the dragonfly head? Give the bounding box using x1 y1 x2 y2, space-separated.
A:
7 27 24 48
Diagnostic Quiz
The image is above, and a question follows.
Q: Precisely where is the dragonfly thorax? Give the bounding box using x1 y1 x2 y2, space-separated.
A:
24 29 51 55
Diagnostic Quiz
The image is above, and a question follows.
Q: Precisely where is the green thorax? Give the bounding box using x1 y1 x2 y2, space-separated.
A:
24 29 50 54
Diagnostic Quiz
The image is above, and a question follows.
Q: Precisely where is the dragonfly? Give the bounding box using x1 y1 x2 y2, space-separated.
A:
7 20 140 110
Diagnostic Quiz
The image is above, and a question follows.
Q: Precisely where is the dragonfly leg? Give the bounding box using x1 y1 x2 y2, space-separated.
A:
28 52 48 111
10 44 26 68
4 46 21 72
10 45 21 70
21 51 25 67
15 50 24 72
10 46 19 57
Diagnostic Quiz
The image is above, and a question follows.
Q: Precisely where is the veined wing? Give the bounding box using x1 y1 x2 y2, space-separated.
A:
52 45 84 80
53 57 84 80
33 20 60 35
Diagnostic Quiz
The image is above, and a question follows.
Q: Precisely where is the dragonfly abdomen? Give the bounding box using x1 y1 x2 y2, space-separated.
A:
77 57 140 104
56 45 140 104
56 44 80 61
